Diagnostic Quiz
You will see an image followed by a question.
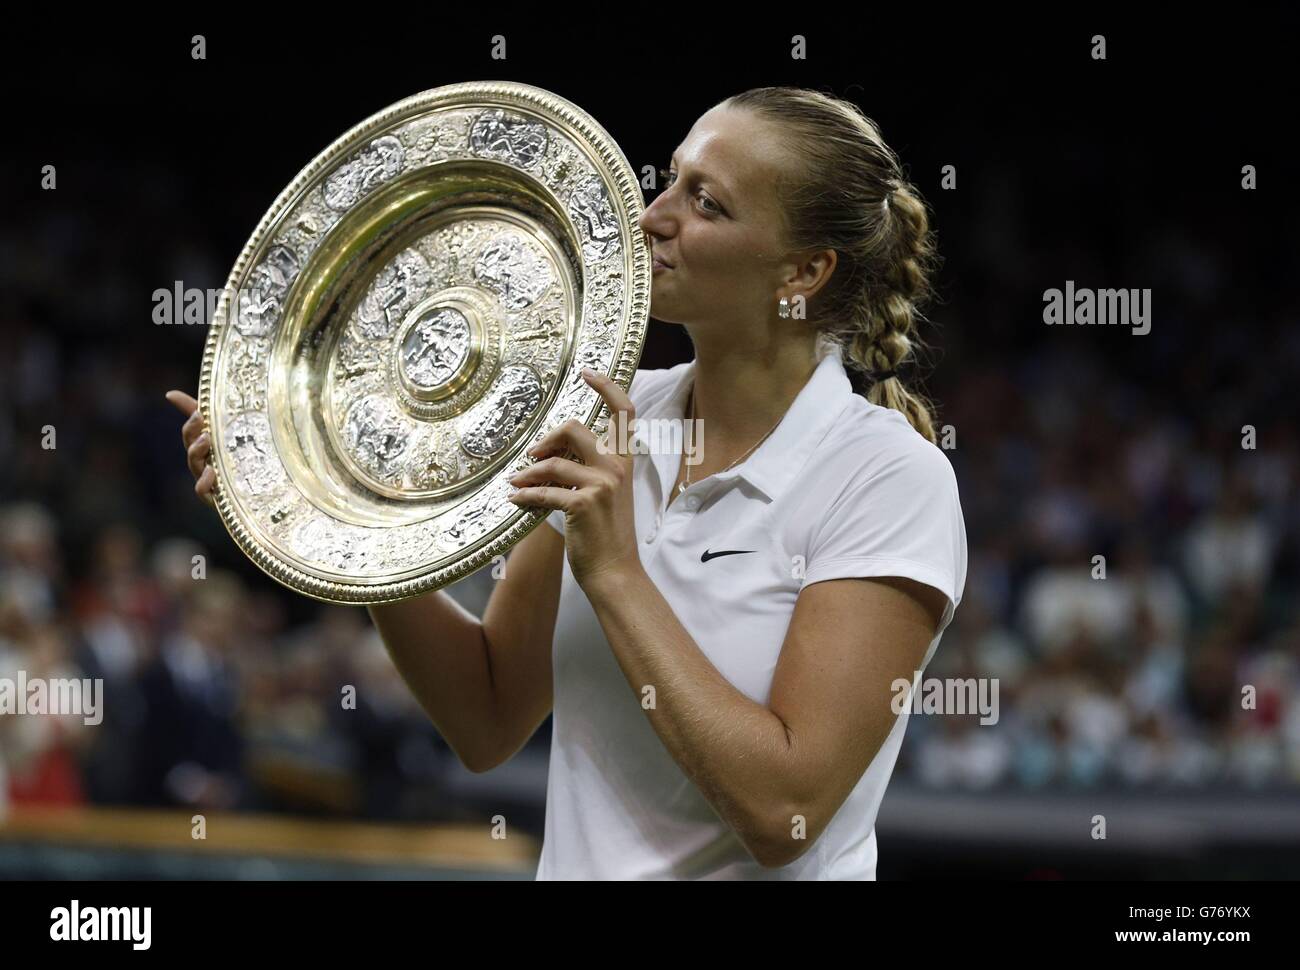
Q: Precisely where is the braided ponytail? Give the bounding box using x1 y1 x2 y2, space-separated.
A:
847 179 941 443
723 88 944 445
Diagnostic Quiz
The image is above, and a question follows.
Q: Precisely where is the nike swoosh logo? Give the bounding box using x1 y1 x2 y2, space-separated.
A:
700 549 756 562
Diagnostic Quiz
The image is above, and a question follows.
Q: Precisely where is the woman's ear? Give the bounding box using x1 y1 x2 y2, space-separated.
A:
786 248 837 305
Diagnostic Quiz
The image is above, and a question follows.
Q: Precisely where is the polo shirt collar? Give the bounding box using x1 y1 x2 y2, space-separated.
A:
636 337 855 504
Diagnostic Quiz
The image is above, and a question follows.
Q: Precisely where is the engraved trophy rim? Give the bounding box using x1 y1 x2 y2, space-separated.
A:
198 81 651 604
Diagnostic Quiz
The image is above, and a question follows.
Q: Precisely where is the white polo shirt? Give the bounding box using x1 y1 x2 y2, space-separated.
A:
535 339 967 879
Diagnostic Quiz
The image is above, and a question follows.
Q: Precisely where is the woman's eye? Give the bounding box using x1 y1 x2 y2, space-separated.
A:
658 168 720 215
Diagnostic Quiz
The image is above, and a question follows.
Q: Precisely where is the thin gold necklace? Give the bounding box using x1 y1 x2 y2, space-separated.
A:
677 385 784 496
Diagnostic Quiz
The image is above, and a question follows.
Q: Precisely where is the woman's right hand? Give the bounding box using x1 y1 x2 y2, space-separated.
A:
165 390 216 509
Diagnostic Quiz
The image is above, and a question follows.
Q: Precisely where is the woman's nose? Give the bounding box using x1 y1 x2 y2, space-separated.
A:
638 201 670 241
639 185 673 233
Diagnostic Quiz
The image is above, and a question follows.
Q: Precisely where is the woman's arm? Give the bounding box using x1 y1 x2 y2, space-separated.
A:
167 386 565 774
367 520 565 773
582 567 946 868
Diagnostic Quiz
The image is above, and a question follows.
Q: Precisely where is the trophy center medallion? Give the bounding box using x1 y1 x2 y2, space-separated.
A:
394 297 482 402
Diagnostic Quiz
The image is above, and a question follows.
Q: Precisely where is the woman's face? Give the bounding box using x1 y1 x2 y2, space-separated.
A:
639 105 801 329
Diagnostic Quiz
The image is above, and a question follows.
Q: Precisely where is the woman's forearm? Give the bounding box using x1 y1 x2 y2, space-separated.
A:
365 593 500 771
581 568 796 861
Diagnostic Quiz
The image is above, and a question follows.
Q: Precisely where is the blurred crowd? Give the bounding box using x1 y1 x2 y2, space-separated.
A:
2 117 1299 824
0 501 484 821
912 440 1300 789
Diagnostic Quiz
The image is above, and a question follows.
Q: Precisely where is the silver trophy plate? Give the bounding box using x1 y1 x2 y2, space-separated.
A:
198 81 650 603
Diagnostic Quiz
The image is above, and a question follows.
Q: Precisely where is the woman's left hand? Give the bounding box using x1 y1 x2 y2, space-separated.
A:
508 368 643 590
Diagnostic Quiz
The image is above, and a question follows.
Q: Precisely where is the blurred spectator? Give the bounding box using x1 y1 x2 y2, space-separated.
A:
134 570 247 811
1184 470 1275 607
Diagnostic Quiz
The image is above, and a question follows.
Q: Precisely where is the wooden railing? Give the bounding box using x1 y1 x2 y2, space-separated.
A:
0 805 540 873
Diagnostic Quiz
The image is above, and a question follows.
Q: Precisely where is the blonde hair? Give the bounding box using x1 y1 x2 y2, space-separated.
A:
722 86 944 444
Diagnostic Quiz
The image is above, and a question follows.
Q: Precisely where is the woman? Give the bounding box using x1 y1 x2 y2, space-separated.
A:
167 86 967 879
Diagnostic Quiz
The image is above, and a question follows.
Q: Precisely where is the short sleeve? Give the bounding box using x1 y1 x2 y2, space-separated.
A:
801 442 967 622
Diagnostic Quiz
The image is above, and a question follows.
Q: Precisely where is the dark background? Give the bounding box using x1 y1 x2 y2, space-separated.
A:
1 9 1298 877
